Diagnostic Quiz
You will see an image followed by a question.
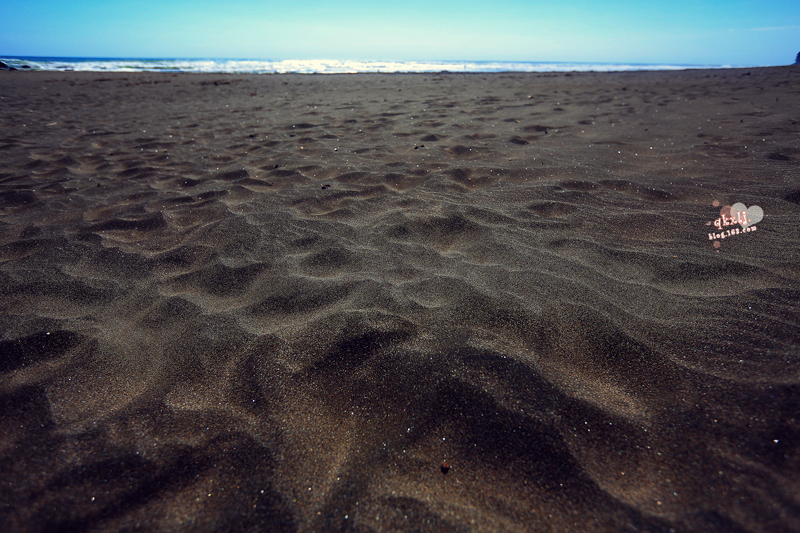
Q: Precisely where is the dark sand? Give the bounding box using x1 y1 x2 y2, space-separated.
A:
1 68 799 532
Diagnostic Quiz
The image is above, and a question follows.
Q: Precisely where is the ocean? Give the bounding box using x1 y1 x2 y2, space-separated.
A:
0 56 732 73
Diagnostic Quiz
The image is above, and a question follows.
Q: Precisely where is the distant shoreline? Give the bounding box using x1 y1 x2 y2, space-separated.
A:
0 56 752 74
1 65 793 80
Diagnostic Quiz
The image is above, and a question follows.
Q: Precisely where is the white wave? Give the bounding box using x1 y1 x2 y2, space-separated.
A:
0 57 733 74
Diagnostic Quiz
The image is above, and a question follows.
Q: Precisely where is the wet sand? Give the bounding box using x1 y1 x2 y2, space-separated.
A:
1 68 799 532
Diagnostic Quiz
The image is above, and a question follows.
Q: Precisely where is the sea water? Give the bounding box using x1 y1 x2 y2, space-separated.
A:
0 56 733 74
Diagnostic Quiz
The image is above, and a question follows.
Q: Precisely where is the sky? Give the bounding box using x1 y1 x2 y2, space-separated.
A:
2 0 799 66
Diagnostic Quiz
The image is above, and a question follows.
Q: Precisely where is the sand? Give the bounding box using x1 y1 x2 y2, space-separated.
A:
1 67 799 532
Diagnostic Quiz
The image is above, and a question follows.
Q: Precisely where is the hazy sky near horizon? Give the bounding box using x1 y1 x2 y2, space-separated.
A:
2 0 798 66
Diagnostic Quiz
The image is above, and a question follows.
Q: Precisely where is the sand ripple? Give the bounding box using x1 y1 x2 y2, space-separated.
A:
1 69 799 532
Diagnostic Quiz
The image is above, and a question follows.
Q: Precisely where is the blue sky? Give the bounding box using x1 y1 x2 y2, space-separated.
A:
2 0 798 65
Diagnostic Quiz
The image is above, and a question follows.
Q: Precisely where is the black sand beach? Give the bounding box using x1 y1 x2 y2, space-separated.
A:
1 68 799 532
